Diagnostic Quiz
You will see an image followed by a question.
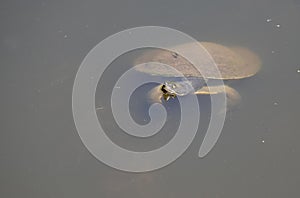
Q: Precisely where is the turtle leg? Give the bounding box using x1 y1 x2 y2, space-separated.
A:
194 85 241 111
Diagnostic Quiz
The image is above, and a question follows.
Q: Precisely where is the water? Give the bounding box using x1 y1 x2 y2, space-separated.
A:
1 0 300 197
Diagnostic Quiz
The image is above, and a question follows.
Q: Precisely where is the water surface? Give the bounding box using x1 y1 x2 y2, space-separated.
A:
1 0 300 197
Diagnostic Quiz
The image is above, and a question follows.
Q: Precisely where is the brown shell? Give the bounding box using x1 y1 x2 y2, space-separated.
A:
134 42 261 80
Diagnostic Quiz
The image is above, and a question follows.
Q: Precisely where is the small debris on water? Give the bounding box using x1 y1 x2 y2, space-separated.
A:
271 50 275 54
172 52 179 58
273 102 279 106
261 140 265 143
297 69 300 73
115 86 121 89
64 34 68 38
266 18 272 22
276 24 281 28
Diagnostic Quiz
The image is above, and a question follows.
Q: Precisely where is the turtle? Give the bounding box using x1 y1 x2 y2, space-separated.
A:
133 42 261 109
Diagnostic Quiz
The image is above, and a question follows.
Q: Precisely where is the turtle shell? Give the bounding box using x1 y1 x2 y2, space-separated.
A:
134 42 261 80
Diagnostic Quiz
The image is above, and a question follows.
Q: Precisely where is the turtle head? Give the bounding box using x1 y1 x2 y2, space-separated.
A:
164 81 194 96
161 84 177 101
147 84 177 104
147 79 201 103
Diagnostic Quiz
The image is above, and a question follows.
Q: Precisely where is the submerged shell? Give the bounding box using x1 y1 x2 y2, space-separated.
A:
134 42 261 80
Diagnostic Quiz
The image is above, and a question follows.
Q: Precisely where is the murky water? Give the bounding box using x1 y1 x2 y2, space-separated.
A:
1 0 300 197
